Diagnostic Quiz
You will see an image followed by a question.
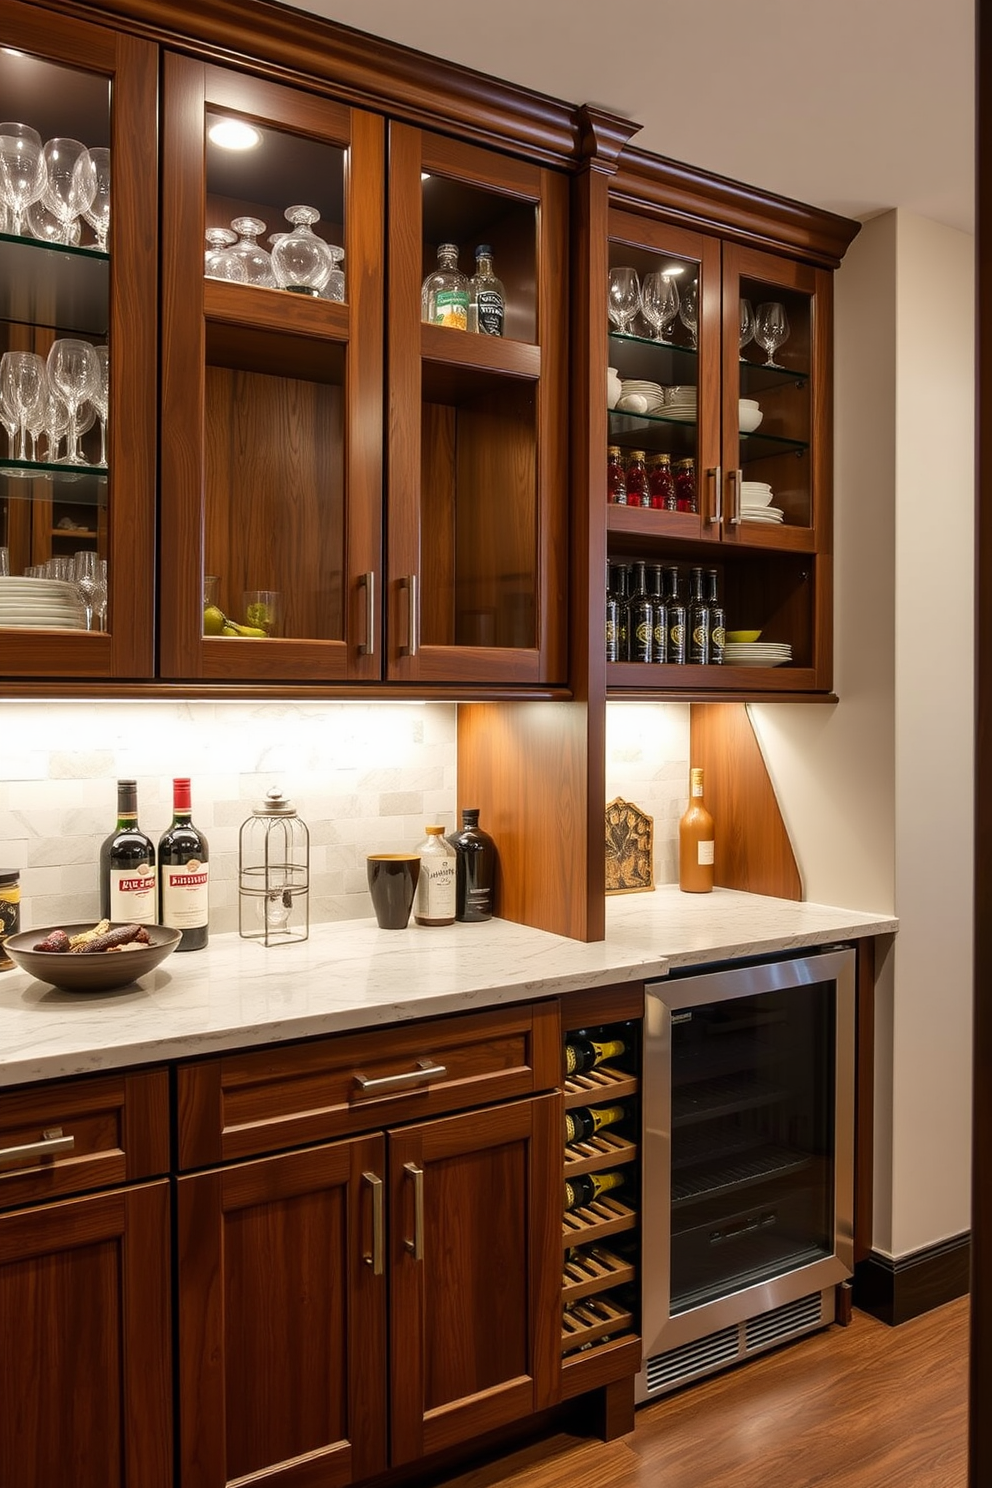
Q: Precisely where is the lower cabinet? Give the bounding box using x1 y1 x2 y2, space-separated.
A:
0 1180 172 1488
176 1091 562 1488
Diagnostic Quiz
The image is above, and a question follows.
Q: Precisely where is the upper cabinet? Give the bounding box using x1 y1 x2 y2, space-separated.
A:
0 0 157 680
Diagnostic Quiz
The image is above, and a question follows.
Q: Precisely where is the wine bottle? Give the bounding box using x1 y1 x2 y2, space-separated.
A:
707 568 725 665
447 808 496 921
688 565 710 665
100 779 157 925
158 777 210 949
626 560 653 664
665 566 687 664
605 561 620 663
564 1031 626 1075
564 1170 625 1212
414 824 457 926
648 563 668 664
565 1103 626 1144
678 766 715 893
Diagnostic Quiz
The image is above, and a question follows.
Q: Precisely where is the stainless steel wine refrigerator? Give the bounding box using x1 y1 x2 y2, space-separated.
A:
637 946 856 1401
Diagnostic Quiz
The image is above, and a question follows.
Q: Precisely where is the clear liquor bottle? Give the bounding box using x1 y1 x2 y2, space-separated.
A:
468 244 505 335
421 242 469 329
414 824 457 926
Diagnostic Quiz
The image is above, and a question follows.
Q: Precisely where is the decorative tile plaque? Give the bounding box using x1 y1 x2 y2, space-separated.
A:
605 797 654 895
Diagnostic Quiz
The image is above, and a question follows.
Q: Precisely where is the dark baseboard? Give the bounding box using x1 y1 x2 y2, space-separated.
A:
854 1232 971 1325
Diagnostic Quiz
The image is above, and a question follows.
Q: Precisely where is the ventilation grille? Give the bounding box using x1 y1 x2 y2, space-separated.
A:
644 1324 740 1393
745 1291 823 1351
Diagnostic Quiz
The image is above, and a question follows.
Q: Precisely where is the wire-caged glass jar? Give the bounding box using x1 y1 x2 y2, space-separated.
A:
238 787 310 946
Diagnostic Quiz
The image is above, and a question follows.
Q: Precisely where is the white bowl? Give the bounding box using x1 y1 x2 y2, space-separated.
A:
739 405 763 433
616 392 649 414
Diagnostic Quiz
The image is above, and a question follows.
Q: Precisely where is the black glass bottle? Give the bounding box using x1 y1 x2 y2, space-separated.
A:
447 808 496 921
606 561 620 663
100 779 157 926
665 567 687 665
707 569 725 665
626 560 653 664
648 563 667 664
158 777 210 950
689 565 710 665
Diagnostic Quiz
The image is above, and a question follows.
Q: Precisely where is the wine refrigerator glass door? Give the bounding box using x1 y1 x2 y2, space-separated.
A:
640 948 855 1372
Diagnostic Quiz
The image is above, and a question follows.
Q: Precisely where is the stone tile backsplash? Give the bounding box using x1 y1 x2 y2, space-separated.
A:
0 698 689 934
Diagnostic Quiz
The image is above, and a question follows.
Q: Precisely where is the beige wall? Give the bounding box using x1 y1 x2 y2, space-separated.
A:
751 209 975 1258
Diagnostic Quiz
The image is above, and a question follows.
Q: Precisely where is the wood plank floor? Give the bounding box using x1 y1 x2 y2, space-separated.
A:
441 1300 969 1488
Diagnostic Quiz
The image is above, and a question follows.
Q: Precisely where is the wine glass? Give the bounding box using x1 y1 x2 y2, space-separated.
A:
42 388 70 462
204 227 248 282
46 339 99 465
82 146 111 251
91 557 108 630
0 122 47 236
0 351 46 461
26 196 80 244
228 216 276 286
754 302 790 367
270 205 334 295
739 298 755 356
640 271 680 343
91 345 109 465
678 280 699 349
607 267 641 335
72 548 98 630
42 139 96 244
323 245 345 302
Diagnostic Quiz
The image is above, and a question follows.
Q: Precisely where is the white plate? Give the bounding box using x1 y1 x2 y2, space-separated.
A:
724 655 790 667
0 618 88 630
0 577 78 595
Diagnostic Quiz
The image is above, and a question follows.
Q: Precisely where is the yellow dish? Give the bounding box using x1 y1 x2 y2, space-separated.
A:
726 629 762 643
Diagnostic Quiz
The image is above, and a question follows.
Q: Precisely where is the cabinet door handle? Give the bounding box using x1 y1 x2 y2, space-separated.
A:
708 465 723 526
729 467 743 526
362 1171 384 1274
352 1059 447 1096
0 1126 74 1168
401 574 418 657
404 1161 424 1261
358 571 375 657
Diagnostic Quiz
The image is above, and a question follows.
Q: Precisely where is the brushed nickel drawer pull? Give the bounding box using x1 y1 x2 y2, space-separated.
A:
362 1171 384 1275
708 464 723 526
0 1126 75 1168
401 573 419 657
358 570 376 657
404 1161 424 1261
729 467 743 526
352 1059 447 1096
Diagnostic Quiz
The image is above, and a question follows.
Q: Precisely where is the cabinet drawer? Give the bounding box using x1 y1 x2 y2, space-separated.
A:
177 1000 561 1168
0 1068 170 1210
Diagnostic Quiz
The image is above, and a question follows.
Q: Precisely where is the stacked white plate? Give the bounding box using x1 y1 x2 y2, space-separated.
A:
661 384 697 422
0 577 87 630
724 640 792 668
742 506 785 524
618 379 665 413
739 480 784 524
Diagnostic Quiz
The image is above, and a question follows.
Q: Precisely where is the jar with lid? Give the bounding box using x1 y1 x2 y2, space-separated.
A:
674 457 698 513
606 445 627 505
648 452 677 511
0 870 19 971
414 826 457 926
270 205 334 296
625 450 651 509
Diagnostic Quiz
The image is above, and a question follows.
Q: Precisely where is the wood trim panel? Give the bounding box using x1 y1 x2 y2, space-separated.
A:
689 701 803 899
854 936 876 1265
856 1234 971 1327
560 984 644 1035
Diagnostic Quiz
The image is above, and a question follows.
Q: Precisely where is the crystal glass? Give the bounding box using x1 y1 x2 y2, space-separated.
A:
91 556 108 630
1 351 46 461
322 245 345 302
91 344 109 465
0 546 8 576
739 298 755 355
72 548 98 630
26 196 80 244
46 339 99 465
678 280 699 350
229 216 276 286
754 301 790 367
42 389 70 462
607 266 641 334
270 205 334 295
42 139 96 243
82 146 110 250
641 271 680 343
205 227 248 282
0 122 46 236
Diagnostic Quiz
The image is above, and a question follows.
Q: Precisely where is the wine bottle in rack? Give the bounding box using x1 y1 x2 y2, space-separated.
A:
564 1170 625 1213
565 1030 627 1076
565 1103 626 1144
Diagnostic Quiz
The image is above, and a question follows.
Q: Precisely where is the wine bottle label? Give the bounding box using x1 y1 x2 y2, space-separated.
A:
416 856 456 922
565 1038 625 1074
433 288 468 329
475 288 504 335
669 620 686 663
161 862 209 929
108 865 156 924
697 840 715 865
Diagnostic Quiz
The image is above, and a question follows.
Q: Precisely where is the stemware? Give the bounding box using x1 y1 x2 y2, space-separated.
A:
678 280 699 350
42 139 96 244
270 205 334 295
26 197 80 244
72 548 98 630
42 389 70 462
46 339 99 465
228 216 276 286
204 227 248 282
81 146 111 251
91 345 109 465
607 266 641 335
323 245 345 302
739 298 755 355
753 302 790 367
91 557 109 631
640 271 680 343
0 351 46 461
0 122 46 236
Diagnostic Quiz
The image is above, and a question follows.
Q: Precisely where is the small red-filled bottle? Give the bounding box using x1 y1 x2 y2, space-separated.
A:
648 452 677 510
606 445 627 505
674 456 698 513
625 450 651 509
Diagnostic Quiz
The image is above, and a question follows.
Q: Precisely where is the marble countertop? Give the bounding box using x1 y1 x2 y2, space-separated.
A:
0 887 897 1089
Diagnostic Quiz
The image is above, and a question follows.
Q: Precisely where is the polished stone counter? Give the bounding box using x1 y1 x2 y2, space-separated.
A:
0 887 897 1088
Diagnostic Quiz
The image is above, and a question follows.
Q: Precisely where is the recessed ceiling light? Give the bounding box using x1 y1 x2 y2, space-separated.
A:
660 263 686 276
207 118 261 151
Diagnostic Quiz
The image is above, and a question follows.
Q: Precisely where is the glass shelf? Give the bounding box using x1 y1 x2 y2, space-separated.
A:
739 428 809 459
0 232 109 336
738 357 810 394
0 460 108 505
608 329 698 379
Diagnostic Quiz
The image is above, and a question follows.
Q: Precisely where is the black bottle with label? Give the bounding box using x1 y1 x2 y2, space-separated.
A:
689 565 710 665
447 808 496 921
626 560 653 664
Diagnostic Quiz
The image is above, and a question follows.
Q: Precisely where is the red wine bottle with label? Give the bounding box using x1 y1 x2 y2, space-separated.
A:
100 779 157 925
158 777 209 950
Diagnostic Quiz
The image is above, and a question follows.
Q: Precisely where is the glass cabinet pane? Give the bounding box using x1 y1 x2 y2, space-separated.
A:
737 273 812 532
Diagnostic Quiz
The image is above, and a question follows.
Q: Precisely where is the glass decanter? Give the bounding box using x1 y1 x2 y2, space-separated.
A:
204 227 248 282
322 244 345 302
228 216 276 287
270 205 333 295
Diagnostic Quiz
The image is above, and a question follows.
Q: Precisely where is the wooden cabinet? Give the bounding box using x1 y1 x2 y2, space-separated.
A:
0 1068 172 1488
175 1003 563 1487
0 0 157 681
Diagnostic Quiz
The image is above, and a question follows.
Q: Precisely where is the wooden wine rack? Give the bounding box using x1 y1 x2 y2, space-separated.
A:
562 1294 634 1355
563 1065 638 1107
564 1130 638 1177
562 1243 636 1303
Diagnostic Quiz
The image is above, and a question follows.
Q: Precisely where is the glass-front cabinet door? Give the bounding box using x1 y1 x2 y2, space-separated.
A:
159 56 383 682
0 0 157 680
386 125 568 686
